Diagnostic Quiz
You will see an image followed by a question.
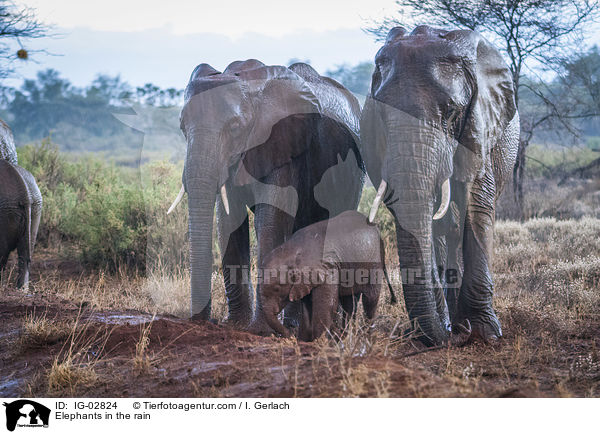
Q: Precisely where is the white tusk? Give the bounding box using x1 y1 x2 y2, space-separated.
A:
369 180 387 223
220 184 230 215
433 179 451 220
167 184 185 215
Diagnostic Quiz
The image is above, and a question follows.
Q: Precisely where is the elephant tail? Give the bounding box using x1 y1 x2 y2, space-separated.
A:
380 239 397 305
25 201 32 259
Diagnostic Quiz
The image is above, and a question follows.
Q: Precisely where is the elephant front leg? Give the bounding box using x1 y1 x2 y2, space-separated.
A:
457 170 501 342
217 192 253 326
445 184 467 324
249 202 295 335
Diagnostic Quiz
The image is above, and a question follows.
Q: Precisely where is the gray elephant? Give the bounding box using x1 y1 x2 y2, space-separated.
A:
168 60 364 331
361 26 519 346
0 122 42 289
260 210 396 341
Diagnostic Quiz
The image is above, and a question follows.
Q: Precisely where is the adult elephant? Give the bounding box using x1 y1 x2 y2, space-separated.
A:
361 26 519 346
169 59 364 331
0 121 43 289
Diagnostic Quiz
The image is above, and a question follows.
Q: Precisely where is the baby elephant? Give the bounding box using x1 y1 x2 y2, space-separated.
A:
260 210 396 341
0 159 42 289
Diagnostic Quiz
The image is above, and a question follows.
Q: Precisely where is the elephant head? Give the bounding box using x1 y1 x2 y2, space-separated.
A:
259 242 328 338
172 59 324 318
361 26 517 345
0 119 18 165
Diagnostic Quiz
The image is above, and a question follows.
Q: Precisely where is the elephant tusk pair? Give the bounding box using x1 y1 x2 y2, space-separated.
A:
368 180 387 223
432 179 450 220
368 178 450 223
166 183 231 216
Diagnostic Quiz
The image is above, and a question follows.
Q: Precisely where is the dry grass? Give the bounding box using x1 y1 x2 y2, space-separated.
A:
133 316 155 374
7 211 598 397
43 312 108 396
47 357 99 395
19 312 73 350
494 217 600 322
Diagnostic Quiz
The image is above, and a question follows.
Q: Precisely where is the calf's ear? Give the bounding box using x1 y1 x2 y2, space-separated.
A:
289 284 312 302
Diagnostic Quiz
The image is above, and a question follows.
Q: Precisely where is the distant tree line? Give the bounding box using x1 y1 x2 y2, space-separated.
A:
0 69 183 152
0 47 598 155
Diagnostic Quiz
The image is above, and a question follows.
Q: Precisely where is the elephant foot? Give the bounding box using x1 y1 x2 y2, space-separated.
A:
190 304 211 322
469 321 501 344
223 313 252 329
450 319 471 347
459 310 502 344
246 316 277 337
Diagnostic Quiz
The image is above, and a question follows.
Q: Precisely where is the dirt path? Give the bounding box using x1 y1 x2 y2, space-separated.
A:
1 255 599 397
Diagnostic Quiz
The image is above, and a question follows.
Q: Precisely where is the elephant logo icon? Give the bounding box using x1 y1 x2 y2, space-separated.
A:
3 400 50 431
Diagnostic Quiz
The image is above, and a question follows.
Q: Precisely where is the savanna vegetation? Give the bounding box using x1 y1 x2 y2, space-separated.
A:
0 0 599 399
2 138 599 396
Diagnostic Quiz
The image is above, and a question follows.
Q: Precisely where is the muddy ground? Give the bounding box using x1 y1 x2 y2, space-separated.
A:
1 255 599 398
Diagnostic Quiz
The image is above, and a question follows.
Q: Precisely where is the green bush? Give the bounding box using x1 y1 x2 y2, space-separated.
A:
17 139 189 272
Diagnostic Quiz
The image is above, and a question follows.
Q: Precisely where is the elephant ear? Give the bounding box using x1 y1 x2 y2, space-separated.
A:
453 32 517 182
289 284 312 302
289 268 328 302
0 119 17 165
232 66 323 185
359 94 387 187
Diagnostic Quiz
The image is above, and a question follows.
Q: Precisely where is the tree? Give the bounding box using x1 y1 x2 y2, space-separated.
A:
0 1 51 82
367 0 599 218
326 62 374 96
562 46 600 120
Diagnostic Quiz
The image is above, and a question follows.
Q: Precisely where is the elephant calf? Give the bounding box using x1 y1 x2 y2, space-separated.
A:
260 210 396 341
0 159 42 289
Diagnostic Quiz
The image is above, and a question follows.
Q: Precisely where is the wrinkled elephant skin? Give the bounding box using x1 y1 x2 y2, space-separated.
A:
360 26 519 345
176 60 365 332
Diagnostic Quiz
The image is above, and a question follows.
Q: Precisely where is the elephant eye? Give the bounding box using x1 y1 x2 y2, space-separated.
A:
226 118 243 137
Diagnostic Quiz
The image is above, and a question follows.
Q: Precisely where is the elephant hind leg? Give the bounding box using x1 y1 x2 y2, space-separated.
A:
340 293 358 331
362 286 380 321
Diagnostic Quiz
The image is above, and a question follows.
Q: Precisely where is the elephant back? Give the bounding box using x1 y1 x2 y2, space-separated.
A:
0 119 17 165
289 62 361 141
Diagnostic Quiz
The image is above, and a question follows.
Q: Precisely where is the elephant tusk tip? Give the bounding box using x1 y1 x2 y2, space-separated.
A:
432 179 451 220
220 184 230 215
368 180 387 223
167 184 185 215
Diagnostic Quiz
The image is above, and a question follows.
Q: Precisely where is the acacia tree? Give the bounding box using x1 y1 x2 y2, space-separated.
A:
367 0 599 218
0 0 50 84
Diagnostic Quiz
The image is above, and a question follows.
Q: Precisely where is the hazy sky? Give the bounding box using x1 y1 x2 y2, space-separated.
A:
8 1 600 90
7 0 394 89
25 0 395 37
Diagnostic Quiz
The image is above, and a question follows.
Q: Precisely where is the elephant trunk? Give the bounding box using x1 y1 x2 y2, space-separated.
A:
187 177 217 319
385 117 450 346
389 196 448 346
261 292 290 337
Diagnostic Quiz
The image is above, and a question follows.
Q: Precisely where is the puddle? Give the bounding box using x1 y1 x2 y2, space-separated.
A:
0 329 20 340
89 312 157 326
0 378 22 396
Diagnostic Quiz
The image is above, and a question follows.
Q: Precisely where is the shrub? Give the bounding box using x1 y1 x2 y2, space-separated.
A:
17 139 189 272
